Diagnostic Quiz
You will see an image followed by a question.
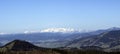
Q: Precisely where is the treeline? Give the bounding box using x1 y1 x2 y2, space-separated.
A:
0 50 60 54
53 49 120 54
0 49 120 54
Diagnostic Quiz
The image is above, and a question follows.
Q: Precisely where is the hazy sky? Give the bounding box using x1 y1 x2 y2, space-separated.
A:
0 0 120 33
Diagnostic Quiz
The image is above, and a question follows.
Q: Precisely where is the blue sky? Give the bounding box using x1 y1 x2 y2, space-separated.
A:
0 0 120 33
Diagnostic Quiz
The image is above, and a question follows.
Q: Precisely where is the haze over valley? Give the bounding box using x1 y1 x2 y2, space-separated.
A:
0 0 120 54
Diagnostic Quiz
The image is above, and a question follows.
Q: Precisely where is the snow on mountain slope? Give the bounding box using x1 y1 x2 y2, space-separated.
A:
40 28 75 33
24 28 82 34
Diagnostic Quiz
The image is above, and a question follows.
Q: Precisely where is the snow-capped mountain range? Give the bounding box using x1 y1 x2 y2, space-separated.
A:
24 28 83 34
40 28 76 33
0 27 120 48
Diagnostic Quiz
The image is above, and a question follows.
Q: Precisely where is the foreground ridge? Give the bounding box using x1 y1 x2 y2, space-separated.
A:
0 39 120 54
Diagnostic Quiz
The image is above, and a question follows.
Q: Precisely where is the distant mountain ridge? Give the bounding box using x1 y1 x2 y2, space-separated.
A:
0 27 120 48
0 43 2 46
66 30 120 52
1 40 120 54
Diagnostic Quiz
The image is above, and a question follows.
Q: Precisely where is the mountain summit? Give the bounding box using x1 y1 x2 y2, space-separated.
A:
0 40 61 54
0 40 39 51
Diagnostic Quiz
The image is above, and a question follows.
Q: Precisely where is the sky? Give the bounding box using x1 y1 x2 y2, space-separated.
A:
0 0 120 33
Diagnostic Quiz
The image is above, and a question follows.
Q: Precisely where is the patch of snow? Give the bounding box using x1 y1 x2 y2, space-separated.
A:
40 28 75 33
23 28 82 34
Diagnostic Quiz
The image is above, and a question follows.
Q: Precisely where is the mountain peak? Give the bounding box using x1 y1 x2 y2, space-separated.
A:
1 40 39 51
108 27 120 31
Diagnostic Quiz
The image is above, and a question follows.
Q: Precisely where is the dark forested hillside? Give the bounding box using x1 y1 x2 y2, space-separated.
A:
66 30 120 52
0 39 120 54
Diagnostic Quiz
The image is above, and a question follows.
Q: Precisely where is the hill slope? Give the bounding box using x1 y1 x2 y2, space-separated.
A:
0 40 61 54
67 30 120 51
0 40 43 51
